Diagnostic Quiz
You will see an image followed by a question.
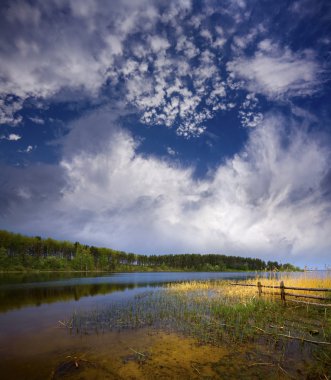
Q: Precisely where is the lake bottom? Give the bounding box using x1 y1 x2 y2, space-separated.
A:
0 325 323 380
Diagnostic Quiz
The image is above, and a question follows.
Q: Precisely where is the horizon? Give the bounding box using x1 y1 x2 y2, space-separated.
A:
0 0 331 268
2 229 330 270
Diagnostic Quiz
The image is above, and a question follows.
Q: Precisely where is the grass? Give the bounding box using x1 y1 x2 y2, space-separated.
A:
175 273 331 301
68 273 331 341
67 273 331 378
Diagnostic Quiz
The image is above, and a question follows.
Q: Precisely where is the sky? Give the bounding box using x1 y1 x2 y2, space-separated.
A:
0 0 331 267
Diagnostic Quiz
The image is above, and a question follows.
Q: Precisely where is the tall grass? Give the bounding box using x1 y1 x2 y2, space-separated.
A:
68 273 331 349
225 272 331 300
62 273 331 379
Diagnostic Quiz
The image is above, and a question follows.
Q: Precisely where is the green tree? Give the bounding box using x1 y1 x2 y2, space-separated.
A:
72 246 94 271
0 247 8 269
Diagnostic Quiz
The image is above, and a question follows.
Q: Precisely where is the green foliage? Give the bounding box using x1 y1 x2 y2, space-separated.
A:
0 230 299 272
71 246 94 271
280 262 301 271
0 246 8 269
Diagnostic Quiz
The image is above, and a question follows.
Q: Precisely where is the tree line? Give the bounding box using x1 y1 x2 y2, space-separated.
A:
0 230 300 272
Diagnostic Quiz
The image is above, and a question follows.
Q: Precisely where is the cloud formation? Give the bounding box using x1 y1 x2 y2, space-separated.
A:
2 110 330 265
0 133 21 141
227 41 324 99
0 1 330 268
1 0 326 135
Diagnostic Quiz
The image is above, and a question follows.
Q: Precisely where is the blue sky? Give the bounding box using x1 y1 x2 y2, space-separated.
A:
0 0 331 267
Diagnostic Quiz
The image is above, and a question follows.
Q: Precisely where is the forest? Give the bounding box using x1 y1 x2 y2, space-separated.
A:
0 230 300 272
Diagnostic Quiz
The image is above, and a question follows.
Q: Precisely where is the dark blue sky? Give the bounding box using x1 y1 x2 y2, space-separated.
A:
0 0 330 267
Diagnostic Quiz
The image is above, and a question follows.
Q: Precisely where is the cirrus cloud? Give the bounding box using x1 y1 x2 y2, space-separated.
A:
227 41 324 99
1 110 330 266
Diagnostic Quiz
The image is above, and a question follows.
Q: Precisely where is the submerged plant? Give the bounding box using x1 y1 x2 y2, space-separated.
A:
62 276 331 378
67 278 330 347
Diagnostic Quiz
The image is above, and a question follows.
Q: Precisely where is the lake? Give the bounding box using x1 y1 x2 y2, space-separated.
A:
0 270 328 379
0 271 263 379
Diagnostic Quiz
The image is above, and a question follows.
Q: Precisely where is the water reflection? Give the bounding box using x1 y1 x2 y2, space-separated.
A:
0 271 103 285
0 282 140 312
0 270 329 380
2 270 326 313
0 271 259 313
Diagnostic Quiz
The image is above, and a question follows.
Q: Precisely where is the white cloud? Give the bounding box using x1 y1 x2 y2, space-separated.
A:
241 93 258 109
0 96 23 126
55 115 331 263
200 29 213 42
0 0 327 137
167 147 177 156
0 0 265 136
231 27 262 54
8 133 22 141
2 111 330 266
1 133 22 141
102 35 123 56
149 36 171 53
29 116 44 125
176 36 200 59
238 93 263 128
18 145 34 153
114 38 229 137
0 0 161 104
212 37 226 49
227 43 324 99
239 111 263 128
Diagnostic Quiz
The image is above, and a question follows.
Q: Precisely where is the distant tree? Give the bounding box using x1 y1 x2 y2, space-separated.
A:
0 230 300 272
72 246 94 271
0 247 8 269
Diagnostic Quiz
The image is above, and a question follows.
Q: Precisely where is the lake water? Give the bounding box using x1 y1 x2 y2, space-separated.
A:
0 271 326 379
0 271 263 378
0 271 261 317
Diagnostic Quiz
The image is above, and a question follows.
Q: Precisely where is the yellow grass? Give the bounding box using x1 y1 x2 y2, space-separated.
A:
257 271 331 288
167 272 331 303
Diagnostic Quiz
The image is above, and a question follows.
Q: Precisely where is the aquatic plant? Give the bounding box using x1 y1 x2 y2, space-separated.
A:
65 275 331 377
68 276 330 346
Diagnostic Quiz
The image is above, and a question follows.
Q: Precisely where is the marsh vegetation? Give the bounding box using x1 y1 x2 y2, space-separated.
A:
66 274 331 379
1 271 330 379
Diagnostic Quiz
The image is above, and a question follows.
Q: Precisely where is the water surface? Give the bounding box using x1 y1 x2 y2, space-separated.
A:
0 271 260 313
0 272 261 377
1 271 324 379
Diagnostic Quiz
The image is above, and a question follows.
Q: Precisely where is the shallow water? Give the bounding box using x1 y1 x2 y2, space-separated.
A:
0 271 329 379
0 271 260 379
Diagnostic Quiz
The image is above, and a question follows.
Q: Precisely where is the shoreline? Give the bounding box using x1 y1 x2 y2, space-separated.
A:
0 268 303 274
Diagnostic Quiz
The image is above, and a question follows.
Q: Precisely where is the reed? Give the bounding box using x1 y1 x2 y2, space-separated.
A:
63 273 331 377
226 272 331 301
67 273 330 347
